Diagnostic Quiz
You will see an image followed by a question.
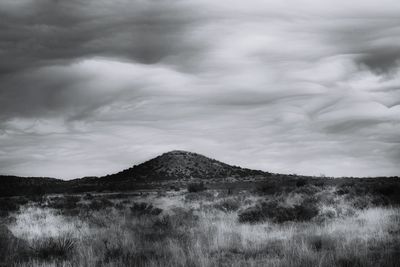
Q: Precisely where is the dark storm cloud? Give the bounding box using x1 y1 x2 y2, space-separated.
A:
323 18 400 75
356 49 400 75
0 0 399 178
0 0 203 76
0 0 207 121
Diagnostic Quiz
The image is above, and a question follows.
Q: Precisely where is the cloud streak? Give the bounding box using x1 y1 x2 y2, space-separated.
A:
0 0 399 179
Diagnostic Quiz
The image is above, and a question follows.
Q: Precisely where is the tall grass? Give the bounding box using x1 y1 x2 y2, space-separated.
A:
3 188 400 266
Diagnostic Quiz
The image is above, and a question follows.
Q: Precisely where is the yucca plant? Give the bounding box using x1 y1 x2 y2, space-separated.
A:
33 235 76 260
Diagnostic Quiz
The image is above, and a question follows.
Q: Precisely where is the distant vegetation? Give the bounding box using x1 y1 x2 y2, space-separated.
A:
0 150 399 266
0 150 398 198
187 182 206 193
0 177 399 266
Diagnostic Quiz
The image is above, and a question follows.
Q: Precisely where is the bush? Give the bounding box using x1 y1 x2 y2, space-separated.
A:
153 208 198 232
258 182 281 194
294 197 320 221
0 198 20 217
238 197 319 224
238 206 266 223
336 256 364 267
371 195 390 206
87 197 114 211
350 195 372 210
0 224 30 263
296 179 308 187
293 184 321 195
170 185 180 191
33 235 75 260
130 202 163 217
107 193 130 199
103 240 132 263
187 182 206 193
213 198 241 212
115 202 125 210
374 184 398 196
306 234 336 251
83 193 94 200
337 187 350 195
47 196 80 210
315 209 337 223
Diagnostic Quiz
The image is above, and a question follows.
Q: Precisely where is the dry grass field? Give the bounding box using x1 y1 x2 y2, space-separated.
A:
1 182 400 267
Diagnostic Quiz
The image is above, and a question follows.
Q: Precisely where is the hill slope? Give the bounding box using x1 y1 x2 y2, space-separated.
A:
0 175 66 196
0 150 268 196
1 150 399 197
101 150 267 181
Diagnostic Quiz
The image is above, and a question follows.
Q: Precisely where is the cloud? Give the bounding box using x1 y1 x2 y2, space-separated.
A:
0 0 205 76
0 0 399 178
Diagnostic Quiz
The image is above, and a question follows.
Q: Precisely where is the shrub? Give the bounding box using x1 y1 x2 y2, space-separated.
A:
83 193 94 200
104 245 124 263
371 195 390 206
185 191 215 202
87 197 114 211
294 197 319 221
238 197 319 224
337 187 350 195
121 199 131 205
102 240 134 264
27 194 45 204
306 234 336 251
47 195 81 210
152 208 198 236
292 184 321 195
350 195 372 210
258 182 281 194
107 193 130 199
374 184 398 196
115 202 125 210
315 206 337 222
296 179 308 187
238 206 265 223
335 256 364 267
33 235 75 260
0 224 30 263
0 197 30 217
213 198 241 212
0 198 20 217
187 182 206 193
170 185 180 191
130 202 163 217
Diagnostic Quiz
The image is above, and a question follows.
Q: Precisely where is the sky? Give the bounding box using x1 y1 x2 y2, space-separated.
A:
0 0 399 179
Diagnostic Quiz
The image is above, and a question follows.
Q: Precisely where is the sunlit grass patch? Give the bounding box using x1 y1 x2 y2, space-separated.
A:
2 187 400 267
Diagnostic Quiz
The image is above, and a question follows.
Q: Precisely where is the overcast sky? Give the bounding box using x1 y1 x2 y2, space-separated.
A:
0 0 399 179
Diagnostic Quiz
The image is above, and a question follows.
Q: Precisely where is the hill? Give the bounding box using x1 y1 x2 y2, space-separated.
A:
100 150 267 181
1 150 398 197
0 150 268 196
0 175 67 197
